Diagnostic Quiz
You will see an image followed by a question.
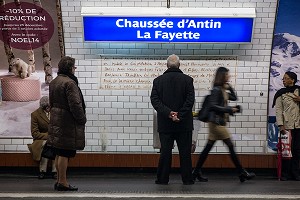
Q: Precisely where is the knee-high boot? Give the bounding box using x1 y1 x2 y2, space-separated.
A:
192 143 213 182
228 144 256 182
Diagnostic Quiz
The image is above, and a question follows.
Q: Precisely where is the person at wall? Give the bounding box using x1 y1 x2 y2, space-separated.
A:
47 56 87 191
150 54 195 185
272 71 300 181
28 96 57 179
192 67 255 183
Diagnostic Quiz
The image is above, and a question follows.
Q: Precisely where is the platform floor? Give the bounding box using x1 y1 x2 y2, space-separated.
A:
0 168 300 199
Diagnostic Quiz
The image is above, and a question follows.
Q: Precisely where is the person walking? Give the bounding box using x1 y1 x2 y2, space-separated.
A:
150 54 195 185
272 71 300 181
28 96 57 179
47 56 87 191
192 67 255 183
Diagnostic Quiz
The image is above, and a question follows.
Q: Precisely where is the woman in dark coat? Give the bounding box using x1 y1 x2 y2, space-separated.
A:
192 67 255 182
48 56 86 191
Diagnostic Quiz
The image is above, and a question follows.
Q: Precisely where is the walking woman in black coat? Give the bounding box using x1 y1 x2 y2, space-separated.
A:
193 67 255 182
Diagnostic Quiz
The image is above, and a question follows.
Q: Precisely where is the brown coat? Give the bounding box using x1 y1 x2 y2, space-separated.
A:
27 107 49 161
47 74 86 150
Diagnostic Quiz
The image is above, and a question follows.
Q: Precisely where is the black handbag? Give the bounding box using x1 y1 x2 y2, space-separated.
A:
197 94 211 122
41 144 56 160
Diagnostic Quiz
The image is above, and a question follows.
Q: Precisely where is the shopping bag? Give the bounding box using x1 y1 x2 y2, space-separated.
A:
279 130 292 159
276 130 292 180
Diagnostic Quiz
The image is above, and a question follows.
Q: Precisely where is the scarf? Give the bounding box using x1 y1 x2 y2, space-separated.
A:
272 85 300 108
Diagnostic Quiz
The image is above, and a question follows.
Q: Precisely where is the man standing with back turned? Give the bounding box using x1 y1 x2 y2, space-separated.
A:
150 54 195 185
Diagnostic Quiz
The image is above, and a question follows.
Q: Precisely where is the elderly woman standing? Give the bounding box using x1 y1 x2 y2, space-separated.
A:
48 56 87 191
273 71 300 181
28 96 56 179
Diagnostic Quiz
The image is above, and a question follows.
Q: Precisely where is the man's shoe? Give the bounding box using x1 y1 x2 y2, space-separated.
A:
192 170 208 182
183 180 194 185
38 172 45 179
57 183 78 191
280 176 288 181
155 180 168 185
54 182 58 190
292 176 300 181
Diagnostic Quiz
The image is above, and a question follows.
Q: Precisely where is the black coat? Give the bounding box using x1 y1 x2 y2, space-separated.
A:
208 86 237 125
150 68 195 133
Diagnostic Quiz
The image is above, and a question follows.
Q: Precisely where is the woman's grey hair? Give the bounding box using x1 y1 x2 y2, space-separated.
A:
39 96 49 109
167 54 180 69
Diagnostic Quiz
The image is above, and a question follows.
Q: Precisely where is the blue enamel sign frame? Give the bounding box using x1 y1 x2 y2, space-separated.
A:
82 16 254 43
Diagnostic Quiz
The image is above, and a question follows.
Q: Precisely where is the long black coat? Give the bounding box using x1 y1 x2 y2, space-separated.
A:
48 74 86 150
150 68 195 133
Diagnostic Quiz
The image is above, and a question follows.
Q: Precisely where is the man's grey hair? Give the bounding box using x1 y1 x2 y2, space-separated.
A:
167 54 180 69
39 96 49 109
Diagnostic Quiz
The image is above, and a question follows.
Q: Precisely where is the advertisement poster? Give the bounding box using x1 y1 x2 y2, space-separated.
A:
268 0 300 150
0 0 63 137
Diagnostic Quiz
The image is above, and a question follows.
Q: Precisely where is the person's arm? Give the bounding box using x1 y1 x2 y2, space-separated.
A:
177 78 195 120
210 87 234 115
227 84 238 101
150 78 172 118
275 96 285 132
31 113 48 140
66 82 87 125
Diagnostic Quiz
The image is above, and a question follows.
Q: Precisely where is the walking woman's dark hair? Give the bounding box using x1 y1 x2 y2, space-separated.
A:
213 67 229 86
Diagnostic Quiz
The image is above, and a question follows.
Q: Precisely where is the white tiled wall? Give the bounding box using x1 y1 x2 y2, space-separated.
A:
1 0 278 153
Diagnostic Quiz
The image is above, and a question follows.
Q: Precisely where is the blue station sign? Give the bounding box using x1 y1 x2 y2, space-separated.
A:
81 7 255 43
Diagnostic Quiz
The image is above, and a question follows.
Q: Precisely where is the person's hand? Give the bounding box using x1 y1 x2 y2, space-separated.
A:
172 115 180 122
225 83 233 90
169 111 177 118
279 125 286 135
232 107 239 113
293 96 300 102
280 130 287 135
169 111 180 122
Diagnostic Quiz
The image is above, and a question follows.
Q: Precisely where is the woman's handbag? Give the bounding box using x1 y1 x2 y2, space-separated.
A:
41 144 56 160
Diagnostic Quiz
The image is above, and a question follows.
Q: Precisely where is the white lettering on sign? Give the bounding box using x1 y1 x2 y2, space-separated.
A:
154 31 200 41
137 31 151 39
114 18 223 41
177 19 222 29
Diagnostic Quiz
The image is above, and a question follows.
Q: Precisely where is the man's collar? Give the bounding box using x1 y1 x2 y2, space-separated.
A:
163 68 183 74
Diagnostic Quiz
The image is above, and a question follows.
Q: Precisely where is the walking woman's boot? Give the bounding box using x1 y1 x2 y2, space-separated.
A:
192 169 208 182
239 169 256 182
